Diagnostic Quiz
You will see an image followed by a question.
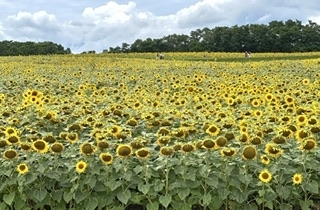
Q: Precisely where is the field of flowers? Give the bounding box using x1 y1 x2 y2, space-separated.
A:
0 53 320 210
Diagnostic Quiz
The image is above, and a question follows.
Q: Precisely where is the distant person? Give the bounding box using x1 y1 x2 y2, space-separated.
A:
159 53 164 60
245 51 251 58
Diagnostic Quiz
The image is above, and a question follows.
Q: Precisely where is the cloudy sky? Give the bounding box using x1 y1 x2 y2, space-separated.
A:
1 0 320 53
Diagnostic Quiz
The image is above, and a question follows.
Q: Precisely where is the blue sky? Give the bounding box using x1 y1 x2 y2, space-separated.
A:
0 0 319 53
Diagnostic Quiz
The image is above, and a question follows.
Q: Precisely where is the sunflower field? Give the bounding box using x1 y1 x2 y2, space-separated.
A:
0 53 320 210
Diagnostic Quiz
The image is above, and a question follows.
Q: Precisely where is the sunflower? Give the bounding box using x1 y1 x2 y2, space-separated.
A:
126 118 138 127
181 143 195 153
224 132 235 140
50 142 64 153
156 136 171 146
265 143 283 158
0 140 8 148
97 140 109 149
242 146 257 160
284 96 295 106
32 139 49 154
296 129 309 142
99 153 114 165
300 137 317 151
80 142 96 155
296 115 308 126
251 99 261 108
292 173 303 185
17 163 29 175
259 169 272 183
160 146 174 156
206 124 220 136
66 132 79 144
5 127 18 137
250 136 262 145
220 147 237 157
260 155 270 165
135 148 151 159
237 132 250 143
20 142 31 151
272 135 287 144
43 134 56 143
76 160 87 173
116 144 132 158
3 149 18 160
216 136 227 147
5 134 20 145
202 139 216 149
157 127 170 136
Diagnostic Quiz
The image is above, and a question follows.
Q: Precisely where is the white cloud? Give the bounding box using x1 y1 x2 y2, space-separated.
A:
1 0 320 53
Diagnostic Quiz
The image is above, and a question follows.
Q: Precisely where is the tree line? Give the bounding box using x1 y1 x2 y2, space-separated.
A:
0 40 71 56
106 19 320 53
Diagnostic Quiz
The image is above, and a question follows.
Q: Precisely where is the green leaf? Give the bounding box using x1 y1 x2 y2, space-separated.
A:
177 188 190 200
63 191 73 203
299 199 313 210
159 195 172 208
305 180 319 194
184 171 196 181
33 189 47 202
138 183 151 195
108 180 122 191
117 190 131 205
122 170 132 181
3 193 15 206
134 165 143 174
75 190 88 204
51 189 63 203
13 196 25 210
37 164 46 173
87 197 99 210
154 180 165 192
205 177 218 188
25 174 37 185
146 202 159 210
229 188 248 203
202 194 211 206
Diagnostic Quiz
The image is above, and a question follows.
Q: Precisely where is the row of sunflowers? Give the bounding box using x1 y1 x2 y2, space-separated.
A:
0 53 320 209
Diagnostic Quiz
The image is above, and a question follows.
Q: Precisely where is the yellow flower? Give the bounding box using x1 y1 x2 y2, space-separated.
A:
292 173 303 185
99 153 114 165
50 142 64 153
265 143 283 158
66 132 79 144
80 142 96 155
260 155 270 165
206 124 220 136
32 139 49 154
5 134 20 145
220 147 237 157
17 163 29 175
259 169 272 183
135 148 151 159
242 146 257 160
76 160 87 173
3 149 18 160
116 144 132 158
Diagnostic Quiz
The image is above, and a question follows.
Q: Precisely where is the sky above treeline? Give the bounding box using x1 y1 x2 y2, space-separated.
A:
0 0 319 53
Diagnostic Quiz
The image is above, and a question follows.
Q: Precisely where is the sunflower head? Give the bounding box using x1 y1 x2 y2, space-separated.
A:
3 149 18 160
99 153 113 165
97 140 109 149
260 155 270 165
242 146 257 160
80 143 95 155
76 160 88 173
20 142 32 151
135 148 151 159
66 132 79 144
32 139 49 154
292 173 303 185
206 124 220 136
5 134 20 145
51 142 64 153
181 143 195 153
265 143 283 158
202 139 216 149
116 144 132 158
300 137 317 151
259 169 272 183
216 136 227 147
160 146 174 156
17 163 29 175
220 147 237 157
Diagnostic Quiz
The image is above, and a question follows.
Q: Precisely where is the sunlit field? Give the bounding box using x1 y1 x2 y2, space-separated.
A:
0 52 320 210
